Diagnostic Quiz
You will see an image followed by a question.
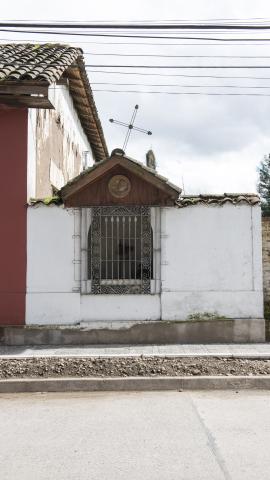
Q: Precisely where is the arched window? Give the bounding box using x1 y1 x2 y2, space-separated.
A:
88 206 153 294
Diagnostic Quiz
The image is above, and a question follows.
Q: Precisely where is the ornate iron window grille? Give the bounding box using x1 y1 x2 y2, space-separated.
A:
88 206 152 294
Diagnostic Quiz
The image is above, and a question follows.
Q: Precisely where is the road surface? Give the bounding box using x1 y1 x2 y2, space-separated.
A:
0 390 269 479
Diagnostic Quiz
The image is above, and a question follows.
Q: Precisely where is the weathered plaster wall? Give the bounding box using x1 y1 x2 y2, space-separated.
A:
0 107 27 325
161 204 263 320
262 217 270 302
34 85 94 199
26 203 263 325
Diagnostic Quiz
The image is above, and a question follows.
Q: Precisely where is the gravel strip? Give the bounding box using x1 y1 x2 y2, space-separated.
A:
1 357 270 378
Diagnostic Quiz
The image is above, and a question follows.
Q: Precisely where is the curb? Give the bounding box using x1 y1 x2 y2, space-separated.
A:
1 353 270 359
1 376 270 393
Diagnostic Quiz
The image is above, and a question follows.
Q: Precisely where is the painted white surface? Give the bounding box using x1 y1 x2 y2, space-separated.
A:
26 203 263 325
251 206 264 292
81 295 160 322
161 204 263 320
161 291 264 320
27 205 76 293
26 205 80 324
48 84 94 179
26 205 160 324
27 109 36 200
26 293 80 325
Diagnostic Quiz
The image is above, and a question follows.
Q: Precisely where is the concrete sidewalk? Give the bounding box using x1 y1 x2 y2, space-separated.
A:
1 343 270 358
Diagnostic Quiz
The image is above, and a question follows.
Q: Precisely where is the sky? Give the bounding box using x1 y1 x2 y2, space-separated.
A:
2 0 270 194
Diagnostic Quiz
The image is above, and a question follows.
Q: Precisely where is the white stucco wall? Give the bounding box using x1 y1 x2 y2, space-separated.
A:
26 205 160 324
81 295 160 322
26 203 263 325
26 205 80 324
161 204 263 320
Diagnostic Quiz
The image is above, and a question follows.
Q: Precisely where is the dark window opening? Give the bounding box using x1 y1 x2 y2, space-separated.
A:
88 206 153 294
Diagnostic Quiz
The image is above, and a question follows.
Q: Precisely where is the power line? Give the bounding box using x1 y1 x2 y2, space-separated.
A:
1 28 270 42
4 50 270 60
85 65 270 69
2 37 270 46
2 17 270 23
84 52 270 59
91 82 270 89
49 85 270 95
3 17 270 23
1 22 270 30
3 62 270 70
92 89 270 96
86 69 270 80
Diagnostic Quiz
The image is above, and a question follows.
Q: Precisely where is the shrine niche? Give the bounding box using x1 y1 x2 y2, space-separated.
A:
60 150 181 207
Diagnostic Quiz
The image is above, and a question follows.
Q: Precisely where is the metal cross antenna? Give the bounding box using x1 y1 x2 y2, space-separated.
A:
109 105 152 152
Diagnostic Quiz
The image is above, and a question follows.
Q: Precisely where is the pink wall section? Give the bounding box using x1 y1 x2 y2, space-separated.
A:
0 107 27 325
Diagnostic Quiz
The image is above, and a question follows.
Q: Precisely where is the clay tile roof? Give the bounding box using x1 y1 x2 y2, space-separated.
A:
0 43 80 82
176 194 260 208
0 43 108 162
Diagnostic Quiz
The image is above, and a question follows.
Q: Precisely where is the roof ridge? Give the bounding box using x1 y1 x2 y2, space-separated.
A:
61 152 181 193
177 194 260 208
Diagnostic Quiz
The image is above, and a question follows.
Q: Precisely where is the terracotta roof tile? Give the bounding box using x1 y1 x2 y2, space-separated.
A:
0 43 80 82
177 194 260 208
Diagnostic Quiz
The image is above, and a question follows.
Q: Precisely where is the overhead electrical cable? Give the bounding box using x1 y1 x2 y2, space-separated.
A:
2 21 270 30
86 69 270 80
90 82 270 89
1 28 270 42
3 63 270 69
49 84 270 95
80 52 270 59
84 64 270 69
92 89 270 96
2 37 270 46
3 16 270 23
4 51 270 59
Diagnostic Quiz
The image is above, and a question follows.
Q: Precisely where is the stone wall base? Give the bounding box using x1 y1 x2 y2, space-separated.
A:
0 318 265 346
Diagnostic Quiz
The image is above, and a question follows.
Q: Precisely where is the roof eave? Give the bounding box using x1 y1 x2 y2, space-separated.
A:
65 58 108 162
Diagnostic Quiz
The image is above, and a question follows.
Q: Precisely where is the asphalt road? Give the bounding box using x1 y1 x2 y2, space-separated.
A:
0 390 269 479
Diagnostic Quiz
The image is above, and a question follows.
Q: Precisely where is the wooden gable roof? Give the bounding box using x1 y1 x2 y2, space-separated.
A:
61 150 181 207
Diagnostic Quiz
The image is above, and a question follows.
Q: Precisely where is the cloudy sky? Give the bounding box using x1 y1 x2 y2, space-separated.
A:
2 0 270 194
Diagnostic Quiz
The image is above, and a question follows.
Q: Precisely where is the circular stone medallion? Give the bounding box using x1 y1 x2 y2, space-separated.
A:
108 175 131 198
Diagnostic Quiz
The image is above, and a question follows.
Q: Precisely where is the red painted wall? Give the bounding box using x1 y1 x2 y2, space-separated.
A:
0 107 27 325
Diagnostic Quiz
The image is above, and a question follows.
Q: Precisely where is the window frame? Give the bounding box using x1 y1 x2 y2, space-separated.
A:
80 206 161 295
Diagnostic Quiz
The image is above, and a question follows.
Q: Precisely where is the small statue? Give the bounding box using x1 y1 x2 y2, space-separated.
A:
146 149 156 170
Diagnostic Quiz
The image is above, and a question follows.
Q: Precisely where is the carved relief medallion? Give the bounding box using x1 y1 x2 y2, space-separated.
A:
108 175 131 198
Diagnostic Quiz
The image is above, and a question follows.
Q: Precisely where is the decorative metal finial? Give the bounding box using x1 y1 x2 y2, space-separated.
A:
109 105 152 152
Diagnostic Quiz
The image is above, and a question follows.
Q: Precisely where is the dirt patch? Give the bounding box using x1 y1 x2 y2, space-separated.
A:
1 357 270 378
